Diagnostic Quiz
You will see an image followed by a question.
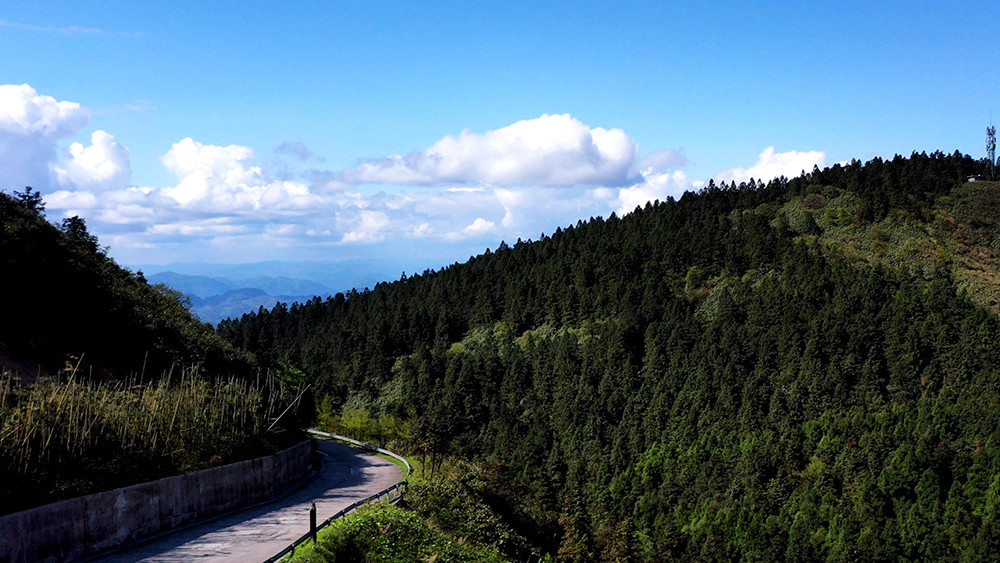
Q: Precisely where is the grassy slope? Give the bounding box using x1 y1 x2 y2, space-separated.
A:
286 456 526 563
779 182 1000 313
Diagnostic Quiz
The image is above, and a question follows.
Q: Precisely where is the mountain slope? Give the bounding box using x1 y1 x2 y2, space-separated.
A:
0 188 247 378
0 189 298 515
221 151 1000 560
146 271 236 297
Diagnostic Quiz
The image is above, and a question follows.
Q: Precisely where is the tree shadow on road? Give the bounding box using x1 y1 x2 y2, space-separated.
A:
92 439 402 562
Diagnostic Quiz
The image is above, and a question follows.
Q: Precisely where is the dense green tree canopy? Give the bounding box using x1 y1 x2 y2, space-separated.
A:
219 151 1000 559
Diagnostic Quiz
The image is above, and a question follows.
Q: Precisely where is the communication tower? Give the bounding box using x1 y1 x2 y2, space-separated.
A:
989 125 997 180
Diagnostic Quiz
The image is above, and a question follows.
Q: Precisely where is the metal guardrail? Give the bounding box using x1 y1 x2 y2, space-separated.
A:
306 429 412 478
262 430 411 562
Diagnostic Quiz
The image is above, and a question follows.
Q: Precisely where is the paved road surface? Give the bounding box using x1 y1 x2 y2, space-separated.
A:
93 439 402 562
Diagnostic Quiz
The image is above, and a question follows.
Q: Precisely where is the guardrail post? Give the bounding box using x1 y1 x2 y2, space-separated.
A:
310 502 317 544
271 430 413 561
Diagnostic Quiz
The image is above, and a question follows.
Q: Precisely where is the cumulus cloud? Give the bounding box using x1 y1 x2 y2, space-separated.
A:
613 170 691 215
495 188 527 228
410 223 432 237
0 83 89 190
160 137 318 213
715 146 826 185
597 147 828 216
0 84 88 136
162 138 253 184
344 113 639 187
447 186 610 240
5 83 835 267
635 148 688 174
161 137 255 206
44 189 99 212
55 130 131 190
464 217 496 235
341 210 390 243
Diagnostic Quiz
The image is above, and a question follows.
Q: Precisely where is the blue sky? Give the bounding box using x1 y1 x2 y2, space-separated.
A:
1 1 997 277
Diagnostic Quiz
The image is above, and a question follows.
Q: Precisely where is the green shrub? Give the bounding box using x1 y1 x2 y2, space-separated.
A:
289 503 505 563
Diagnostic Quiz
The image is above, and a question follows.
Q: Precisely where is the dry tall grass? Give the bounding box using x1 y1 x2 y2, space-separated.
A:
0 366 298 514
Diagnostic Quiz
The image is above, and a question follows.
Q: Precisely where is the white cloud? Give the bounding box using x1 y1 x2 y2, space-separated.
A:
161 137 256 206
0 84 88 136
495 188 527 227
160 137 318 213
55 130 131 191
265 223 297 236
96 204 156 224
344 113 639 187
603 147 827 216
635 148 688 174
341 210 390 243
161 137 253 180
148 219 246 237
5 83 837 268
0 84 89 190
592 187 615 200
46 189 99 210
614 170 690 215
0 19 105 36
410 223 432 237
464 217 496 235
715 146 826 185
473 185 611 239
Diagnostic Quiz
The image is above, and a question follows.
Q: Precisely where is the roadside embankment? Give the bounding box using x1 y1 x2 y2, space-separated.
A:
0 439 312 562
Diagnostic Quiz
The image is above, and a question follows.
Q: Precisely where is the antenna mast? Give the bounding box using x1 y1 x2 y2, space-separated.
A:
989 125 997 180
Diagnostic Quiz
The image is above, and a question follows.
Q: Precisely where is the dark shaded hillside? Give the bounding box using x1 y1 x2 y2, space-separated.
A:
0 189 305 515
220 151 1000 560
0 188 247 378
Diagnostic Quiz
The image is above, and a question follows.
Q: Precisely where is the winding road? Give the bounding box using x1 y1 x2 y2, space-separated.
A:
90 439 402 562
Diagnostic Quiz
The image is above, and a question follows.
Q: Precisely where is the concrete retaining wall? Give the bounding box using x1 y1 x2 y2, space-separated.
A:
0 439 312 563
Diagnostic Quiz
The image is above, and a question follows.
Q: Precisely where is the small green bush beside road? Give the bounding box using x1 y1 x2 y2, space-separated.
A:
287 502 506 563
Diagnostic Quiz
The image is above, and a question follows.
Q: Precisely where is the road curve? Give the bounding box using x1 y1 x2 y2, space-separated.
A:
92 439 402 562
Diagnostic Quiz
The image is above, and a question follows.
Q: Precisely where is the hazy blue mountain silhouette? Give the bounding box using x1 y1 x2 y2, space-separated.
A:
147 272 336 324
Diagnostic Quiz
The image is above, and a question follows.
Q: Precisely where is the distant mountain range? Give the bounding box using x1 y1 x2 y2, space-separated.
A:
146 272 339 324
136 259 469 324
148 271 333 298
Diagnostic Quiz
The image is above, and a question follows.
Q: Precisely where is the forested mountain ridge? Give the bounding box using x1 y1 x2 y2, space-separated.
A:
221 151 1000 561
0 189 303 515
0 188 248 379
